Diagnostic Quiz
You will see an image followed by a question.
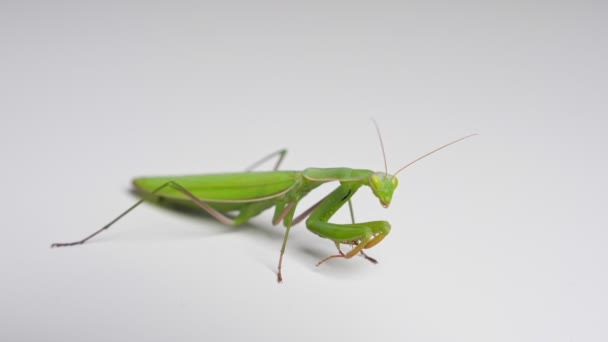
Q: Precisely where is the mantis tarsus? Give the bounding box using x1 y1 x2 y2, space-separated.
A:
52 122 476 282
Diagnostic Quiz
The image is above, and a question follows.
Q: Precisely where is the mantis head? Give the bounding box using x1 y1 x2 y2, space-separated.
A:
369 172 398 208
371 120 477 209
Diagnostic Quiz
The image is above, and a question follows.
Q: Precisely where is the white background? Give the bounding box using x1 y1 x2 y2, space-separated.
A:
2 1 607 341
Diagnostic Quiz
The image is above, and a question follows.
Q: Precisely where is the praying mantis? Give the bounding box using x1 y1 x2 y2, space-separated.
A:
52 122 476 282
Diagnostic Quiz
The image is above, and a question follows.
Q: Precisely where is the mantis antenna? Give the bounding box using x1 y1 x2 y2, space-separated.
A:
393 134 478 176
372 119 388 176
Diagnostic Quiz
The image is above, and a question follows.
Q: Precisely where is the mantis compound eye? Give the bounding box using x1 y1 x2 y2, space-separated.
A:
370 173 381 189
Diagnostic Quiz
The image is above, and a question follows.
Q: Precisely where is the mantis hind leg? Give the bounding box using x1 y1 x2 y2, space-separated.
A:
51 181 238 247
245 149 287 171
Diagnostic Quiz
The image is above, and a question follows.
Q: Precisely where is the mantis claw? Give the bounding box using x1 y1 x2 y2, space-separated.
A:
50 241 84 248
360 250 378 264
316 251 346 266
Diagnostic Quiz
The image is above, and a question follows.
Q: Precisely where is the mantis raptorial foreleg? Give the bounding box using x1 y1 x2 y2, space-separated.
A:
305 183 391 266
313 223 388 265
346 199 379 264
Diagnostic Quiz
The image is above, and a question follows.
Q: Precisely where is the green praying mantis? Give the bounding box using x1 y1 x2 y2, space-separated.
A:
52 122 476 282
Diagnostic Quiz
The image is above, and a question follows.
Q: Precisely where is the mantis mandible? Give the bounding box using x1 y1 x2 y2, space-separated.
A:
52 122 476 282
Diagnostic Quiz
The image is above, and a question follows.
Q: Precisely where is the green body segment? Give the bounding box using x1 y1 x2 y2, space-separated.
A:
132 168 374 215
133 171 299 201
133 171 299 212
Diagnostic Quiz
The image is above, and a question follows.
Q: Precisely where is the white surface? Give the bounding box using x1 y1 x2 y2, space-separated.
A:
2 1 607 341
